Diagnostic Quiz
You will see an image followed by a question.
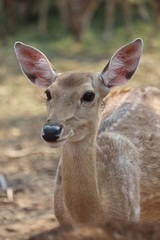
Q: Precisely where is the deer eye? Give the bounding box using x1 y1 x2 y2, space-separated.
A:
81 91 95 103
45 89 51 101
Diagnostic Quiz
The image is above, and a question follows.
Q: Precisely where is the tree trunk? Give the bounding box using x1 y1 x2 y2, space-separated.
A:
6 0 16 34
0 0 7 42
17 0 33 23
122 0 133 38
104 0 116 41
104 0 133 40
138 0 150 22
38 0 50 36
152 0 160 35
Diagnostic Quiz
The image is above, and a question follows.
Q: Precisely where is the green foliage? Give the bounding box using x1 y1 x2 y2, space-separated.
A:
0 0 159 80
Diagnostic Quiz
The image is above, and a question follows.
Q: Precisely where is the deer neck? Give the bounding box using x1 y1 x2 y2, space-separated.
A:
61 134 104 224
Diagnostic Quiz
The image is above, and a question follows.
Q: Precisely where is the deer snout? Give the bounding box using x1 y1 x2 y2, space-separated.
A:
42 123 63 142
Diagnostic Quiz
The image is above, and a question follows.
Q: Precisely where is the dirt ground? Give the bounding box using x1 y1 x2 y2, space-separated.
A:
0 53 61 239
0 116 60 240
0 49 160 240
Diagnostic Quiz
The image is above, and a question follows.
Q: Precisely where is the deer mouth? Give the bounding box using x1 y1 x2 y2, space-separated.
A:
47 137 68 148
46 130 74 148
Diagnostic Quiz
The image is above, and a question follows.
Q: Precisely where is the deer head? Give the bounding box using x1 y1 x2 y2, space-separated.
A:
14 39 143 147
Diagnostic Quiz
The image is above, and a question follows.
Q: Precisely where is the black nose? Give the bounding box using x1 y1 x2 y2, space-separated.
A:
42 124 63 142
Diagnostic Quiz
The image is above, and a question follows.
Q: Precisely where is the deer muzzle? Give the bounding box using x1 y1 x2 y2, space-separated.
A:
41 123 63 142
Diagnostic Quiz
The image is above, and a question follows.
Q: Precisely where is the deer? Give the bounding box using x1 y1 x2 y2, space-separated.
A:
14 39 160 226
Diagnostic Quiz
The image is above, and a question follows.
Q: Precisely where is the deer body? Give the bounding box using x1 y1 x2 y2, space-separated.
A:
101 87 160 222
54 85 160 225
14 39 160 225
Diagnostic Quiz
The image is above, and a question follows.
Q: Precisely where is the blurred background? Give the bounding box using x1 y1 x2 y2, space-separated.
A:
0 0 160 239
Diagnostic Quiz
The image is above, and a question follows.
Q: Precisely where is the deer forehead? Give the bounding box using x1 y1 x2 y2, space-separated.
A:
53 71 94 90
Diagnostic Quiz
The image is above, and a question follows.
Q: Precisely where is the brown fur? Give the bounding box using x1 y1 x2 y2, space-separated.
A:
51 75 160 225
14 40 160 227
100 87 160 222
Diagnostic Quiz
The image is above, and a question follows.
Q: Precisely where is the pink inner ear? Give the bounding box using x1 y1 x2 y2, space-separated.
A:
117 43 140 67
15 43 56 88
20 46 42 61
102 40 142 89
124 43 139 55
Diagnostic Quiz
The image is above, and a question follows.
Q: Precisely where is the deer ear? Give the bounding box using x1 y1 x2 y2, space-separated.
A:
100 39 143 88
14 42 56 88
